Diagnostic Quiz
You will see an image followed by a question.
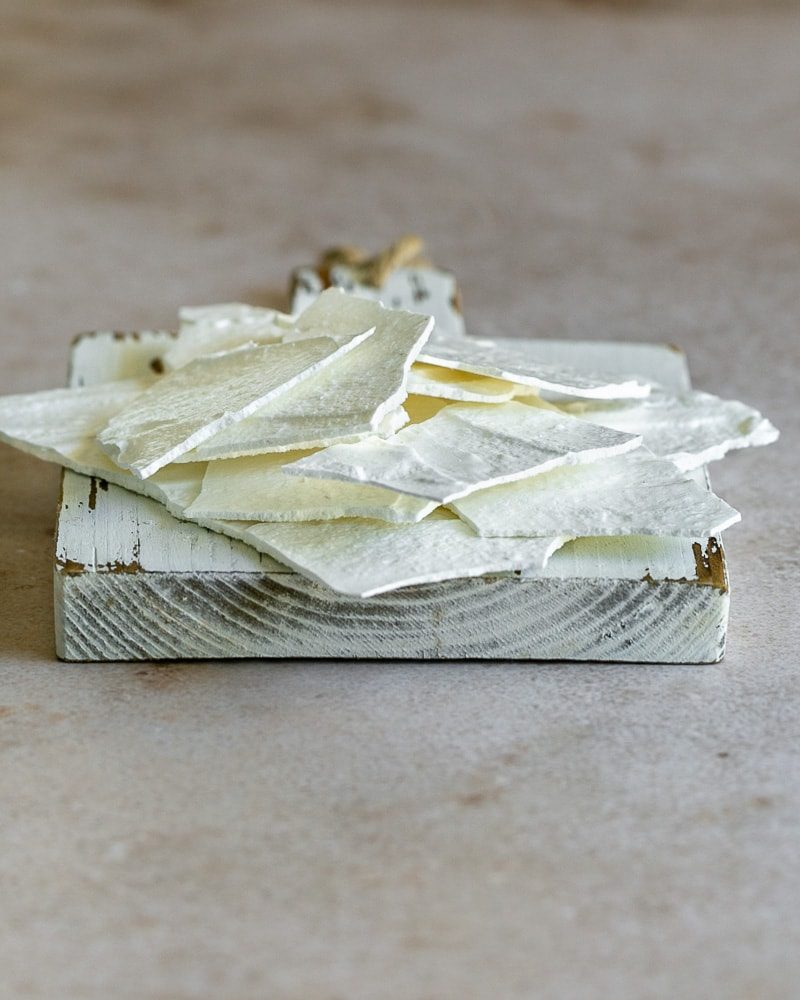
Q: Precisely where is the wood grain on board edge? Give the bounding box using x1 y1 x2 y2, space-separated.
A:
54 566 729 663
54 327 730 663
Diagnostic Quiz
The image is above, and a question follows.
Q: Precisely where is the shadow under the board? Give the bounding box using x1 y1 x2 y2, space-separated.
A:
57 653 718 668
50 661 715 717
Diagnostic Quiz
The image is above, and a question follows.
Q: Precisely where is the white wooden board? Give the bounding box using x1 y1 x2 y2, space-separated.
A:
54 330 730 662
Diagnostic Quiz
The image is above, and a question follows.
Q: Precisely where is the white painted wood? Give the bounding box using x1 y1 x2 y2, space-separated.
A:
177 289 432 461
285 401 642 504
98 327 374 477
68 330 174 386
537 533 706 582
55 474 272 575
54 568 729 663
54 329 731 663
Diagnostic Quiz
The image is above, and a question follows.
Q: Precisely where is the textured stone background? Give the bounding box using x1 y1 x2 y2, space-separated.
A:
0 2 798 998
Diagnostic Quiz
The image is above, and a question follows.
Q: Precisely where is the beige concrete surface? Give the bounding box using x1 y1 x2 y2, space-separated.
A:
1 2 798 998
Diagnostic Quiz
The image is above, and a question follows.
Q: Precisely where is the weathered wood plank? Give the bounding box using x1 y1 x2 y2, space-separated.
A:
55 569 728 663
54 329 730 663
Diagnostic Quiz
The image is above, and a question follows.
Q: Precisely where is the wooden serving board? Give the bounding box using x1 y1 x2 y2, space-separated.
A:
54 330 729 663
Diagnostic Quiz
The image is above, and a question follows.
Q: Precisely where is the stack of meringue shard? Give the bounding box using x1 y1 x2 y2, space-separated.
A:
0 288 778 598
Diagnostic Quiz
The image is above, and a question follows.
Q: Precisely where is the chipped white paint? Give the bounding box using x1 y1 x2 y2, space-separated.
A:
56 472 278 577
242 512 567 598
538 532 707 583
562 389 780 471
67 330 173 387
178 289 431 462
98 329 374 478
186 452 437 524
419 335 651 399
451 448 740 538
407 362 521 403
286 401 642 504
290 264 466 339
54 330 733 663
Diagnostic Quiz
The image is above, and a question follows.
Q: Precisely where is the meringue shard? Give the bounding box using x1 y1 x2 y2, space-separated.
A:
451 448 740 538
419 335 650 399
242 512 568 598
562 389 780 470
186 452 436 525
285 400 642 504
177 289 432 461
98 329 373 478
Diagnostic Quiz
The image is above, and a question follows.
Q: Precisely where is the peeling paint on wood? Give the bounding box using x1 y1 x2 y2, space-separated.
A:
641 538 728 592
692 538 728 591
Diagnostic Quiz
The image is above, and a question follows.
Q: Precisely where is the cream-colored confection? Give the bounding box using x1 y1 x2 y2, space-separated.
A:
285 400 642 504
98 330 373 478
451 448 740 538
186 452 437 524
562 389 780 471
242 512 568 598
179 289 431 461
419 334 650 399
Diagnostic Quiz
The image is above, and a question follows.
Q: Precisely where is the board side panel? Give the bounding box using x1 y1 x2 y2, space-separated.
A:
55 571 728 663
56 469 284 575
